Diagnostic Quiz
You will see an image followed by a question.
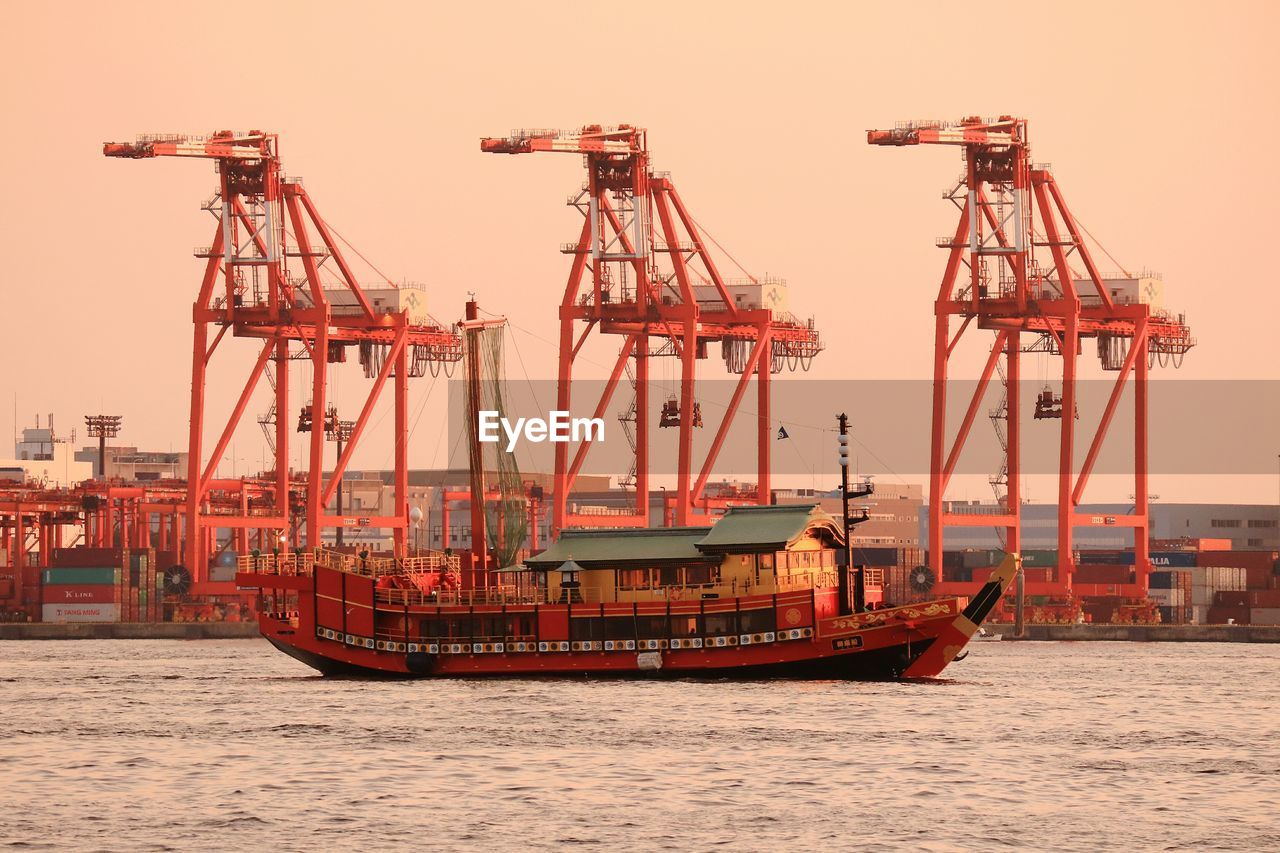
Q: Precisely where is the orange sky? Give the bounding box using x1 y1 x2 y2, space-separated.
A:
1 1 1277 504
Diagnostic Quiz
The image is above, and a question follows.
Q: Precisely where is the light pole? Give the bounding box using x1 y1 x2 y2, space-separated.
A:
84 415 122 479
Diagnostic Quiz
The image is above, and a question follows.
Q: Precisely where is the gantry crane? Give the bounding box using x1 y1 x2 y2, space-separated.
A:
868 116 1194 591
103 131 464 580
481 125 822 533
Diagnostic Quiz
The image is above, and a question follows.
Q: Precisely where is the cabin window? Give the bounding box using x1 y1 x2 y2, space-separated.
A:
617 569 649 590
570 617 601 641
604 617 636 640
504 615 534 640
704 613 737 636
659 566 681 586
684 565 714 586
739 608 773 634
759 553 774 571
473 616 510 640
421 617 473 640
636 616 667 638
669 615 701 637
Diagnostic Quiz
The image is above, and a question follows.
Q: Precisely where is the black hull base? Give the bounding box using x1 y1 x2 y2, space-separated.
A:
268 636 937 681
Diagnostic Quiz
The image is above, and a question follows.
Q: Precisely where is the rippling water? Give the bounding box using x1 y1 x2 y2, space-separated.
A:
1 639 1278 850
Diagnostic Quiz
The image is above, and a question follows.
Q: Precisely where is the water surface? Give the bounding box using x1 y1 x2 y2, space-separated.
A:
1 640 1277 850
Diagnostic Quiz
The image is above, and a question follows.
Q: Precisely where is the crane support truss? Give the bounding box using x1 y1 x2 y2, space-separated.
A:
103 132 464 580
482 126 822 533
868 117 1195 592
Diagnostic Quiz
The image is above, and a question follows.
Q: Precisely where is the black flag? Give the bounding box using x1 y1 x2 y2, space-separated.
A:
777 425 789 440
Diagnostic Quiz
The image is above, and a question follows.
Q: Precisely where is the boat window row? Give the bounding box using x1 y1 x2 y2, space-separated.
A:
410 608 778 644
569 609 775 641
615 565 718 590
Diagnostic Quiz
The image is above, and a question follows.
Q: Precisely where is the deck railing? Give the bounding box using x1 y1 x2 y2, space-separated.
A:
377 585 544 608
238 547 462 579
372 571 843 608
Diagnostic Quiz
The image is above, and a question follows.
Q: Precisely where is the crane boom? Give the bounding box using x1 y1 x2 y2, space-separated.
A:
867 117 1022 148
103 131 274 161
480 125 644 156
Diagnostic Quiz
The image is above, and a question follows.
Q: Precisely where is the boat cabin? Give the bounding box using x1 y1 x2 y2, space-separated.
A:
517 504 844 603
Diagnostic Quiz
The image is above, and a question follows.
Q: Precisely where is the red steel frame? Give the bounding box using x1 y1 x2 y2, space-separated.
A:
481 126 821 534
0 478 282 612
103 132 463 581
868 117 1194 592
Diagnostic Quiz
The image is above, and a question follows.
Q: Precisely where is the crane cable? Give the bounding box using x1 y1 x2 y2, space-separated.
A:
685 212 758 285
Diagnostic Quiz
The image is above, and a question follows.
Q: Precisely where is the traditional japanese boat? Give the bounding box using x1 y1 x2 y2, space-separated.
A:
236 505 1018 679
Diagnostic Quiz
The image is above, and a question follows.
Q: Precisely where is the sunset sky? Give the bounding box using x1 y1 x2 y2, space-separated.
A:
2 1 1277 504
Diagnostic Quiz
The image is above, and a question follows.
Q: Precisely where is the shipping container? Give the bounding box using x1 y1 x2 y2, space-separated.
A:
1149 569 1193 590
1075 564 1133 585
896 547 924 570
41 584 118 604
1148 588 1185 607
1021 550 1059 568
1206 605 1250 625
51 548 125 568
1214 590 1249 608
41 603 119 623
42 567 119 586
1150 551 1198 568
962 549 1004 569
1076 549 1131 565
1245 566 1274 590
1196 550 1280 571
1249 608 1280 626
1248 589 1280 608
1191 566 1248 598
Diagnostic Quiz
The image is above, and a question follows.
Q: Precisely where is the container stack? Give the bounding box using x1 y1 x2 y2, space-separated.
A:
1198 550 1280 625
1196 566 1248 624
1149 569 1193 624
851 546 925 570
41 563 122 623
881 564 932 606
41 547 162 624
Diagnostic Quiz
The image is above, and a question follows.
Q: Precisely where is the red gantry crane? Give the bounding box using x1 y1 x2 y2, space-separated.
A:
103 131 463 581
481 125 822 533
868 116 1194 592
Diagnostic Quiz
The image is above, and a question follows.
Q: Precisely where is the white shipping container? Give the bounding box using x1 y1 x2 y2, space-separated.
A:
1195 566 1247 592
1149 588 1184 607
41 603 119 623
1250 608 1280 626
1190 606 1208 625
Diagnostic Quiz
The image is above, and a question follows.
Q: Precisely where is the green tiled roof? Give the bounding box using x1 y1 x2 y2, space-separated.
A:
524 527 715 568
523 505 843 569
694 504 842 551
